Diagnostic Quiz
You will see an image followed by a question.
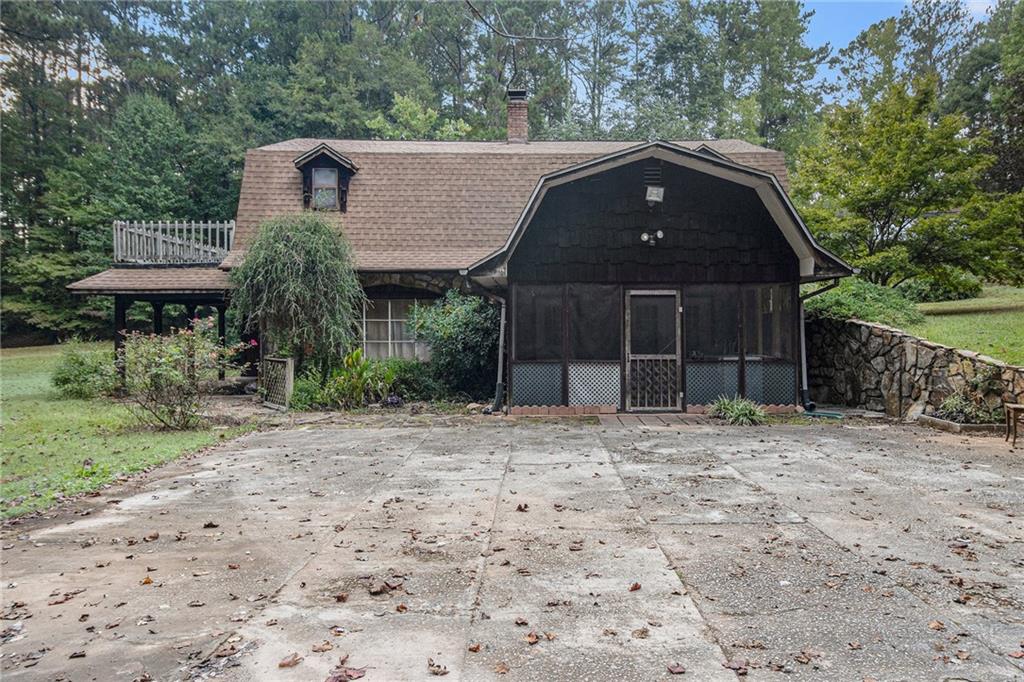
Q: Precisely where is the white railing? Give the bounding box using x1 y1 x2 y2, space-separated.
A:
113 221 234 265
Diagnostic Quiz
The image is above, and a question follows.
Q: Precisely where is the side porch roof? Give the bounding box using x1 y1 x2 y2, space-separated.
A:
67 267 231 295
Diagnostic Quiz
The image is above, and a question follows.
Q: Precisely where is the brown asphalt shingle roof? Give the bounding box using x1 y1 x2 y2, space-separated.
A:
227 138 791 272
67 267 231 294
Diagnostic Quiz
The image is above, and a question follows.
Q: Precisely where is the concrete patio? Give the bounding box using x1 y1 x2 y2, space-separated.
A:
2 419 1022 680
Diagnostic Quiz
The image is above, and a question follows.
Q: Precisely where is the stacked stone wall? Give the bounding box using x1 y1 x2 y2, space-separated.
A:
806 317 1024 419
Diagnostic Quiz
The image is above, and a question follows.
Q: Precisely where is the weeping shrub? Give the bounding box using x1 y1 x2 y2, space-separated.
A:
229 214 364 372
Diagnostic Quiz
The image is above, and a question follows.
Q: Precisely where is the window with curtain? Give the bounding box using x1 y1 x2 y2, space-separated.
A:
514 285 563 361
311 168 339 210
361 298 430 360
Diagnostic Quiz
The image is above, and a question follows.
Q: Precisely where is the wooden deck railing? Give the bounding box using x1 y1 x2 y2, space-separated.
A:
113 221 234 265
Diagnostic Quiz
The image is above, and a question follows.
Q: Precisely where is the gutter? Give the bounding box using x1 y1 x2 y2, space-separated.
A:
460 268 507 414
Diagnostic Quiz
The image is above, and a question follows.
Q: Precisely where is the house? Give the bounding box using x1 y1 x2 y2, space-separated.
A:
69 89 853 412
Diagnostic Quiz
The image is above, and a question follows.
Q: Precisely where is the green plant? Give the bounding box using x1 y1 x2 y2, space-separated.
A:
51 339 118 399
935 366 1004 424
408 291 499 400
899 269 983 303
289 369 326 411
121 317 245 429
804 277 925 328
379 358 449 401
708 396 768 426
229 214 364 372
318 349 398 409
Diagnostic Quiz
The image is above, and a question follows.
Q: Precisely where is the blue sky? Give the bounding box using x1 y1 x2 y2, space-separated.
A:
804 0 996 88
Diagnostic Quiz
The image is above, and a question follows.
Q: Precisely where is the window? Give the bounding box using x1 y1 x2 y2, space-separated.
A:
312 168 339 210
361 298 430 360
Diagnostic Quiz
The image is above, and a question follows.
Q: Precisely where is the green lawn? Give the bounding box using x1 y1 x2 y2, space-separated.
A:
1 343 247 518
906 286 1024 365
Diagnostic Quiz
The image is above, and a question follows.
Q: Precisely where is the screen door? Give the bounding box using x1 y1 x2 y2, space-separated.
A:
625 290 681 411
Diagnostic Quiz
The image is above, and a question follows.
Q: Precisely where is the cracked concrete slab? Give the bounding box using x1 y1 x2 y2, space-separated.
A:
2 420 1022 681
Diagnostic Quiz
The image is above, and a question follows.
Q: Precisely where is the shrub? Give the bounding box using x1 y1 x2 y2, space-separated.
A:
379 358 449 401
229 214 364 372
52 340 117 399
934 367 1004 424
121 317 244 429
708 396 768 426
899 269 983 303
804 277 924 328
409 290 499 400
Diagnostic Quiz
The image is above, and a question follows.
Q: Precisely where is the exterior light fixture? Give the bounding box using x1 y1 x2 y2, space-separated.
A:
646 185 664 207
640 229 664 246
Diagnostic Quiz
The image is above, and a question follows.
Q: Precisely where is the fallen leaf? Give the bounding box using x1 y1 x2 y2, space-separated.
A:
544 632 556 641
631 627 650 639
69 651 86 659
928 620 946 631
312 641 334 653
525 631 539 645
334 592 349 603
278 653 302 668
427 657 449 676
227 564 239 570
144 532 159 542
514 617 528 626
628 582 642 592
140 576 153 586
848 641 862 650
1009 651 1024 659
468 643 481 653
187 600 205 608
203 521 219 529
396 603 408 613
495 662 510 674
515 503 529 512
214 644 238 658
667 663 686 675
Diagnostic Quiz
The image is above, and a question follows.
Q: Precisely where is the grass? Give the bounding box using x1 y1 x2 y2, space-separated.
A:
1 343 249 519
906 286 1024 366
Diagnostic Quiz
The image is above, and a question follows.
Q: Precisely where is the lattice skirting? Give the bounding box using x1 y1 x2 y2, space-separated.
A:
511 363 563 406
260 357 294 410
685 361 740 405
745 361 797 405
568 362 620 407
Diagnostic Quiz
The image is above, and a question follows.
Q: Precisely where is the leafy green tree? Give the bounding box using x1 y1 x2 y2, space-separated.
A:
4 94 191 336
795 78 994 287
366 93 471 140
829 18 903 103
229 214 364 373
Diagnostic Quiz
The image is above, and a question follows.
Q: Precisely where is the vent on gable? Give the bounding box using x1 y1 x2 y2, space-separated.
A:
643 160 663 187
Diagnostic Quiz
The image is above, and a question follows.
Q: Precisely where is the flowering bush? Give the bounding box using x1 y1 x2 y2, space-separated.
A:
120 317 246 429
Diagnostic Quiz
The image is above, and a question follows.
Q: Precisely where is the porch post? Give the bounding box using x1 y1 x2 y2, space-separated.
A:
216 303 227 380
151 302 164 335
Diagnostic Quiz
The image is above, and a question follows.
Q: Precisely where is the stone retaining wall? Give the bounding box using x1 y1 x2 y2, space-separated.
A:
806 317 1024 419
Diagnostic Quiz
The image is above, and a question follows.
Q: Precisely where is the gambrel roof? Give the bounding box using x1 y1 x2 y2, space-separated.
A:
224 138 798 273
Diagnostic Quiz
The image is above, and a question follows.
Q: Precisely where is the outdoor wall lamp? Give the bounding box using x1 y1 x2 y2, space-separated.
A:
640 229 664 246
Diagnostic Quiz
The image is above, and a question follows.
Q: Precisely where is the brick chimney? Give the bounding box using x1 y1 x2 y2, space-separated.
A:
506 88 528 143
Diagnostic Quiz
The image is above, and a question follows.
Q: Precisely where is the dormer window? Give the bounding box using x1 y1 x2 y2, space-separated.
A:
294 143 358 213
312 168 339 210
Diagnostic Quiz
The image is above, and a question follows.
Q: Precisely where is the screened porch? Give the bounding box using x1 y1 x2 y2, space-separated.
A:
509 283 799 411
